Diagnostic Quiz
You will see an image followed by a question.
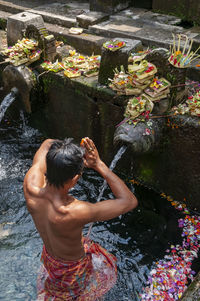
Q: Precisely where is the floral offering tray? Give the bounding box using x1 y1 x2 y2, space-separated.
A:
1 38 41 66
40 60 64 72
103 40 126 52
134 62 157 80
125 94 154 121
173 90 200 117
149 78 171 93
64 68 81 78
144 78 171 101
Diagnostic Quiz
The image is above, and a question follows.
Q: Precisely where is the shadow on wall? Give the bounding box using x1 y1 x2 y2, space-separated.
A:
130 0 152 9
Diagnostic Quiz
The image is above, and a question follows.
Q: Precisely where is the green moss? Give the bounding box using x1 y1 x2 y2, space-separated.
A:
0 18 6 30
140 166 153 182
58 36 68 45
42 76 55 94
166 73 176 84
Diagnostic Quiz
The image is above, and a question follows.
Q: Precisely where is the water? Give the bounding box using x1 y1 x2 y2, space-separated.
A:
0 119 185 301
87 145 127 237
0 90 17 123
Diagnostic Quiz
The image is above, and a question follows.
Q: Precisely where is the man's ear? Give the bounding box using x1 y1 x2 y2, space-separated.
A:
72 174 81 185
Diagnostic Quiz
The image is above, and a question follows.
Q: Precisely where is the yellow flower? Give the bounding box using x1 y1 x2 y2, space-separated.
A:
175 51 182 56
69 50 76 56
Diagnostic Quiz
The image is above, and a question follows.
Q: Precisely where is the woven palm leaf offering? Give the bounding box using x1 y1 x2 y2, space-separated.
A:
144 77 171 102
62 52 101 78
169 34 200 68
128 49 151 64
103 40 126 52
63 68 82 78
131 60 157 80
172 90 200 116
68 27 83 35
1 38 42 66
124 94 154 125
108 66 129 95
126 60 157 95
84 55 101 77
40 60 64 72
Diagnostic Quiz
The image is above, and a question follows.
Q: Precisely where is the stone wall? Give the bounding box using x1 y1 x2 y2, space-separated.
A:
1 61 200 211
153 0 200 24
121 115 200 211
90 0 130 14
29 72 125 163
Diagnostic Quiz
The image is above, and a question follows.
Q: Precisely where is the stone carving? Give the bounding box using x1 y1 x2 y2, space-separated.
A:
2 65 37 113
114 118 165 153
25 24 57 62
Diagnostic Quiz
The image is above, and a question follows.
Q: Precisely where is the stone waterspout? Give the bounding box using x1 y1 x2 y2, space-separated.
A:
2 65 37 113
114 118 165 153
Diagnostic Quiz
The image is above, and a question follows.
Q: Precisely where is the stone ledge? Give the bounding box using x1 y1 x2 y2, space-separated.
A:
0 0 27 14
28 9 76 28
77 11 109 29
46 22 107 55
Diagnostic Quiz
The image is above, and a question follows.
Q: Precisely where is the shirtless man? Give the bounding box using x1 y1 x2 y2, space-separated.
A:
23 137 138 300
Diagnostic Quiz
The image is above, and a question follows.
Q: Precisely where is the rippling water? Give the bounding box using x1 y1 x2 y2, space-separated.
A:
0 119 183 301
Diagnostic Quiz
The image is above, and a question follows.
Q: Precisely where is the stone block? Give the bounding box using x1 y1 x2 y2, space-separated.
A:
77 11 109 29
90 0 130 14
98 38 142 85
7 12 45 46
152 0 200 24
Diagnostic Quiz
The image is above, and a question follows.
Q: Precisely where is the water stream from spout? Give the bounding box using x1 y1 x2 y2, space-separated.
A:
87 145 127 237
0 89 17 123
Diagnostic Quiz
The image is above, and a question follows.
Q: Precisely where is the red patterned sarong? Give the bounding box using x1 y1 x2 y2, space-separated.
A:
37 238 117 300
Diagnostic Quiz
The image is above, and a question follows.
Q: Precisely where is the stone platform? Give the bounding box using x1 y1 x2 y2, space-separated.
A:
0 0 200 52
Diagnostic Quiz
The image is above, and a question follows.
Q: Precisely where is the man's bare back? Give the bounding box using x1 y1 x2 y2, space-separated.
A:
24 137 138 261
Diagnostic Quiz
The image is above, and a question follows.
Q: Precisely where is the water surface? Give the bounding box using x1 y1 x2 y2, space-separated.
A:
0 119 183 301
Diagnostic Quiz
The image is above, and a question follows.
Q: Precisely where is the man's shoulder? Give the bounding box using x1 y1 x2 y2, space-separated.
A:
24 165 43 199
68 199 96 225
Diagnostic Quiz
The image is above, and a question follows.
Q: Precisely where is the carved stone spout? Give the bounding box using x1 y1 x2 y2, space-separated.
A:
2 65 37 113
114 118 165 153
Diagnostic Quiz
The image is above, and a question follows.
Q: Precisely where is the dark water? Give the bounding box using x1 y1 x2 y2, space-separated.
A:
0 118 183 301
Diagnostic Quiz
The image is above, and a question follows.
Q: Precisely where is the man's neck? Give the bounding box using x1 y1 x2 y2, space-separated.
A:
45 183 72 203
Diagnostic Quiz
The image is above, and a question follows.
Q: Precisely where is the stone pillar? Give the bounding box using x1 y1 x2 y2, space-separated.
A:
7 12 45 46
98 38 142 85
90 0 130 14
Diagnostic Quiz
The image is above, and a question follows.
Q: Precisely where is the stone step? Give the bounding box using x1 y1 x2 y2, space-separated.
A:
28 9 77 29
0 8 11 20
89 22 200 50
0 0 28 14
0 9 107 55
46 22 107 55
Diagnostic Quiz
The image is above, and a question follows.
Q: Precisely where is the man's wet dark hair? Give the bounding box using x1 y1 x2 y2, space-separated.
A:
46 138 84 188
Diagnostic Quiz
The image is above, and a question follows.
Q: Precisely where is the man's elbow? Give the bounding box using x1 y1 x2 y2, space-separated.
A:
129 195 138 211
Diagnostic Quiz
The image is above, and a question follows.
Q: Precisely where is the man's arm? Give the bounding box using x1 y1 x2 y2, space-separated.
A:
78 138 138 223
24 139 54 196
32 139 54 172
